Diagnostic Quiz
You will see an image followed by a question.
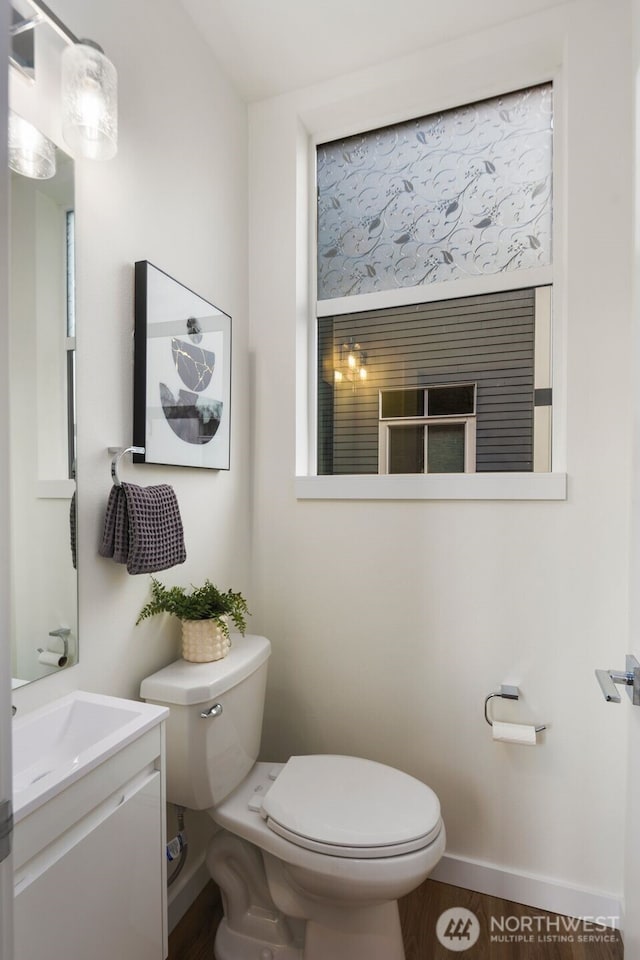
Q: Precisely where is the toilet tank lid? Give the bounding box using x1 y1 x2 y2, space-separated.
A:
140 634 271 705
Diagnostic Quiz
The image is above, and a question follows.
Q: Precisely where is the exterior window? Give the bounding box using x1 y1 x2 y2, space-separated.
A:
314 84 554 481
379 385 476 475
318 287 552 475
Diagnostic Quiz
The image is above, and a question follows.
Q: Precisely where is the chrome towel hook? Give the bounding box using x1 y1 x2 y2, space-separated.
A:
108 446 145 486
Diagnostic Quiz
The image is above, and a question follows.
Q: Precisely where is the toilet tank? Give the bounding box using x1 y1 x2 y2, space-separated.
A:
140 634 271 809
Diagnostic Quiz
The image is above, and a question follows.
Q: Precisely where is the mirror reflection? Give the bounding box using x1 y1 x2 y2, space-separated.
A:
9 143 78 686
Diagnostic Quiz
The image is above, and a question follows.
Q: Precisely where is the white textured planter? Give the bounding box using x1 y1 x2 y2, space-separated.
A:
181 617 230 663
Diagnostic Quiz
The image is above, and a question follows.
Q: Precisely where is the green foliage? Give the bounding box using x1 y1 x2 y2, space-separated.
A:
136 578 249 638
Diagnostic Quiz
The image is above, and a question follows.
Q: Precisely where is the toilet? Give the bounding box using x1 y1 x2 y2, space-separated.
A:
141 633 445 960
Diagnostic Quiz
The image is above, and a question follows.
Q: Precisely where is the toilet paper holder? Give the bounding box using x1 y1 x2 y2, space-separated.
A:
484 685 546 733
37 627 71 667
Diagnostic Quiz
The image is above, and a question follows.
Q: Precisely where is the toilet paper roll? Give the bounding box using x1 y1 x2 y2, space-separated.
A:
492 721 537 745
38 650 68 668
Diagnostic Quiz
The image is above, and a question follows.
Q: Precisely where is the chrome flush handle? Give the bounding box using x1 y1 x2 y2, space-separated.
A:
595 655 640 704
200 703 223 719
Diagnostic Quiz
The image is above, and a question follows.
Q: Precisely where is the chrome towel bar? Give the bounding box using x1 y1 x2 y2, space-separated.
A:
108 446 145 486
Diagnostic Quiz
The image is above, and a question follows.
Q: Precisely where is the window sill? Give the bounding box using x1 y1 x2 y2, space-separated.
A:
295 473 567 501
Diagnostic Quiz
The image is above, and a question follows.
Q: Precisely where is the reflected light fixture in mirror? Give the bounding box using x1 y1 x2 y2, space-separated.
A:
8 110 56 178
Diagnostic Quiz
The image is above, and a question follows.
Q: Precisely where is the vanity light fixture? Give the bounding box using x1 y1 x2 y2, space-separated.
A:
8 109 56 178
61 40 117 161
9 0 118 164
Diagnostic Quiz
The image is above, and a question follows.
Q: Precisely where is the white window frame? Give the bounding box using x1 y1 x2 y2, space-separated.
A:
35 197 75 500
379 384 477 421
295 53 568 502
379 417 477 476
378 384 477 476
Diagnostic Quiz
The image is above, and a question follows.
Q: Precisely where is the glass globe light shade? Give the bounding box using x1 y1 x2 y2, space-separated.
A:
62 41 117 161
8 112 56 180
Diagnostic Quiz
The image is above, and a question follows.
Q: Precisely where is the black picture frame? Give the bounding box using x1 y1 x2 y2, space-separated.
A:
133 261 231 470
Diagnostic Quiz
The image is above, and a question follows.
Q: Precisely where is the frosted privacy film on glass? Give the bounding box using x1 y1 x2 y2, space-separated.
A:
427 424 466 474
317 84 552 300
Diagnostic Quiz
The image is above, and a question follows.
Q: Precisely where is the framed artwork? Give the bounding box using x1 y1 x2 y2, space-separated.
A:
133 261 231 470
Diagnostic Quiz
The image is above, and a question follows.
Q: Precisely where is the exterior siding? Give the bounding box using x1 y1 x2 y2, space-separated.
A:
318 288 536 474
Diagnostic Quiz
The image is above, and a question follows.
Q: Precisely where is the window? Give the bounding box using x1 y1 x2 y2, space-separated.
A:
66 208 76 479
379 385 476 475
314 84 554 484
318 287 552 475
316 84 552 301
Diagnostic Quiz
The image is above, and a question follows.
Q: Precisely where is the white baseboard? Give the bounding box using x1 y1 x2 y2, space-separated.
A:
167 853 211 934
166 848 622 935
431 854 622 929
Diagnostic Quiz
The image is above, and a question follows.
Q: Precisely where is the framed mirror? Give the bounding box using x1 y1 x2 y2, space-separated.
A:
9 143 78 686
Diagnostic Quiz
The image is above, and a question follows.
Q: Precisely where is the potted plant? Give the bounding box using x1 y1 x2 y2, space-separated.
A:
137 577 250 662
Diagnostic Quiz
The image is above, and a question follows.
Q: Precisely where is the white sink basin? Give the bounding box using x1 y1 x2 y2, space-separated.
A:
13 691 168 821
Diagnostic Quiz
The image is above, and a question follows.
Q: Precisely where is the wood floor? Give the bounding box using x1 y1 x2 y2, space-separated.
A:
168 879 623 959
168 882 223 960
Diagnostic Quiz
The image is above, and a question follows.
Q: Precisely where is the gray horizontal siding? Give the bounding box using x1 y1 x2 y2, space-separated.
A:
318 288 537 474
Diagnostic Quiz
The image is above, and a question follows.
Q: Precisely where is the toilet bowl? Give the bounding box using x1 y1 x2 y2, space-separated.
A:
141 634 445 960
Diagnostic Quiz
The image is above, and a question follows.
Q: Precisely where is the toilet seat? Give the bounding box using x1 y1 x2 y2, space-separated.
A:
261 755 442 859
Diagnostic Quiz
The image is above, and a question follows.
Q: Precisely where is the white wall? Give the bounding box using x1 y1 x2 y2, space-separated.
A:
249 0 632 906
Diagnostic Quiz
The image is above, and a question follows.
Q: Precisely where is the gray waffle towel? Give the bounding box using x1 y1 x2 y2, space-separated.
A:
98 486 129 563
99 482 186 575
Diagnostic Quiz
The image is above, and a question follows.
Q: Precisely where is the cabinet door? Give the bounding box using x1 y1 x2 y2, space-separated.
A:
15 772 164 960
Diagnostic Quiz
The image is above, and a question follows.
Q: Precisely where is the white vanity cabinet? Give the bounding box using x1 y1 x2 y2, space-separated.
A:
13 714 168 960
